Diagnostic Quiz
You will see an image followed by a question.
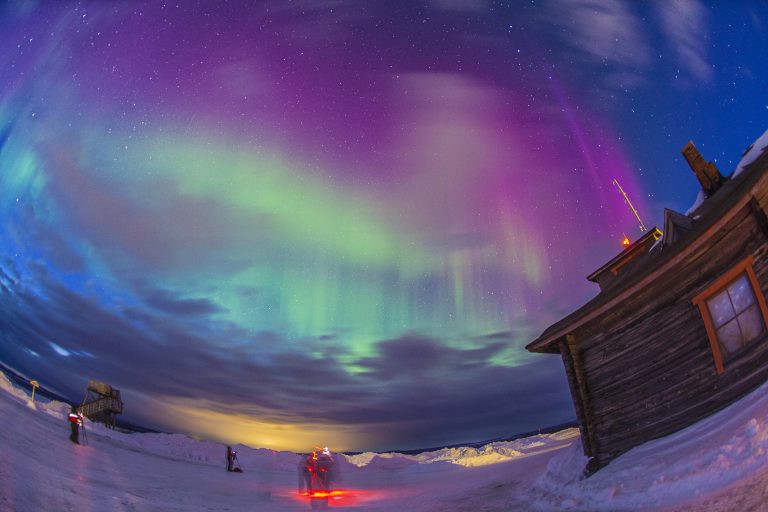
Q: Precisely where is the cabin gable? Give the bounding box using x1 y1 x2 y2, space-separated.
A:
662 208 694 247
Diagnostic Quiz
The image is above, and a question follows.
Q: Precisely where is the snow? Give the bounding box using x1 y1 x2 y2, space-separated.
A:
685 189 705 216
734 129 768 178
687 128 768 215
4 370 768 511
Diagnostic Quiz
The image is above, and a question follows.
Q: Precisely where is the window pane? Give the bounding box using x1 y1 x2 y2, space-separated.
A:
716 318 743 356
728 274 756 315
737 305 765 343
708 290 736 328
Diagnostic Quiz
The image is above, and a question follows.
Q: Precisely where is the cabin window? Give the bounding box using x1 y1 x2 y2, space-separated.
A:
693 256 768 374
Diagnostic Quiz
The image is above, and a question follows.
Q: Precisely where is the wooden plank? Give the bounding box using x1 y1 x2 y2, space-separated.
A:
559 339 594 457
569 199 768 467
566 334 601 458
598 359 768 455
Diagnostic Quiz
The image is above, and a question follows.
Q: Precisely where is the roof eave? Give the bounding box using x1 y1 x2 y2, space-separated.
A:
525 335 564 354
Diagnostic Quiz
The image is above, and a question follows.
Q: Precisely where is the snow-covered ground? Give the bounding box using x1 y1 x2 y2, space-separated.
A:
3 371 768 511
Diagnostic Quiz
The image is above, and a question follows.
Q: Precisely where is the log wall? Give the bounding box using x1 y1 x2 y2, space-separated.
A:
559 336 597 457
573 197 768 468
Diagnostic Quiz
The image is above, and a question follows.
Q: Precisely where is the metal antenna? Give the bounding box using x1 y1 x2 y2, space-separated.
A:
612 178 647 233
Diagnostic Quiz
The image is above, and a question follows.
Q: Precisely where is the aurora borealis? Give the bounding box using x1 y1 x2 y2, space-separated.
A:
1 1 767 452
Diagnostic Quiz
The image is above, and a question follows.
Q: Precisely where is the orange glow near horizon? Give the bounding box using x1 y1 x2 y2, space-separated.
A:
150 397 368 452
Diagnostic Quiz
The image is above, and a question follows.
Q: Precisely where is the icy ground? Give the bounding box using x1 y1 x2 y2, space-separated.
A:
3 372 768 511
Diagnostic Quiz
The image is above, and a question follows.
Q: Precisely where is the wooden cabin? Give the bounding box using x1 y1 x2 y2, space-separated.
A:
526 134 768 473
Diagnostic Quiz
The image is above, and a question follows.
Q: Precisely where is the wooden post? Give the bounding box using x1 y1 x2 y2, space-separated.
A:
29 380 39 402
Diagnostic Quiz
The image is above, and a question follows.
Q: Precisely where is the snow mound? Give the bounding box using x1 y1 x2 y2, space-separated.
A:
526 377 768 511
686 189 705 215
345 430 578 469
361 453 421 470
734 128 768 177
0 371 69 416
345 451 419 467
688 128 768 215
413 431 578 467
415 444 522 467
0 370 27 400
39 399 72 418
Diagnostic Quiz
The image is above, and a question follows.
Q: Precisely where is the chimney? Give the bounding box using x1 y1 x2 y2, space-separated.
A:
682 141 724 197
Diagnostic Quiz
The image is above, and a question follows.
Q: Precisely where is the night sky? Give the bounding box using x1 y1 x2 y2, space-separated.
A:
0 1 766 452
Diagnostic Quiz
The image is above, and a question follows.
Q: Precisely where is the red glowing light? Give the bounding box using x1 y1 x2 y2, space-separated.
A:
622 235 630 247
293 489 366 506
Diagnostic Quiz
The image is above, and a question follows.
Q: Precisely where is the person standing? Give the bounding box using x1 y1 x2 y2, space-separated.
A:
315 447 334 492
68 406 82 444
298 452 316 494
226 446 235 472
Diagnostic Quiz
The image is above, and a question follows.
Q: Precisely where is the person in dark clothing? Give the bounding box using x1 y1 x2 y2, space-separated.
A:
315 448 334 492
226 446 235 472
298 452 316 494
68 406 82 444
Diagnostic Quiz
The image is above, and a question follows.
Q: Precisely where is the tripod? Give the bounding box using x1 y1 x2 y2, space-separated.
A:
80 415 88 445
232 453 243 472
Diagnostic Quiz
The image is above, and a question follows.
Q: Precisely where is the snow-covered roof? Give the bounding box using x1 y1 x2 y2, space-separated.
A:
734 128 768 178
685 189 705 216
685 128 768 215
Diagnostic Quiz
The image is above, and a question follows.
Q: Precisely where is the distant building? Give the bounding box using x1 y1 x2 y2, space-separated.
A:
526 133 768 473
78 379 123 429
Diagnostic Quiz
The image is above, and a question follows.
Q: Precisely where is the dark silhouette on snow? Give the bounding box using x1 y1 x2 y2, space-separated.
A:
298 452 315 494
314 448 335 492
68 406 82 444
226 446 243 473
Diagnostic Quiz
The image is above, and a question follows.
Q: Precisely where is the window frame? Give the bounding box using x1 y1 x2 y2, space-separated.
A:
692 255 768 375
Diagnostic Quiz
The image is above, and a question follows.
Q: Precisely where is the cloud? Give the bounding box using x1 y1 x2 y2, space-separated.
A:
655 0 712 83
0 264 17 295
38 142 270 273
319 334 572 449
48 342 71 357
18 204 86 274
131 280 221 316
0 270 573 450
356 334 507 379
540 0 652 89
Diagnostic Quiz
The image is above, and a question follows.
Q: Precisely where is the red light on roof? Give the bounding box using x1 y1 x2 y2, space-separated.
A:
622 235 631 247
